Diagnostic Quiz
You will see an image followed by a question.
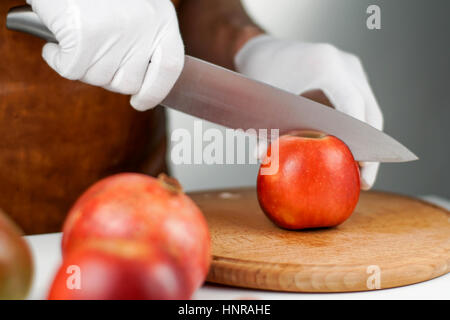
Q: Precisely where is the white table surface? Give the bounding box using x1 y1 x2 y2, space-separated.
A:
25 195 450 300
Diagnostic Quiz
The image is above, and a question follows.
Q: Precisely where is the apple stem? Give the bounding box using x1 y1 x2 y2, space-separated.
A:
288 130 327 139
158 174 183 195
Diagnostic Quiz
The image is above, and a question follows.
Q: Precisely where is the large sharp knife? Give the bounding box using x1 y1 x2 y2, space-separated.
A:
6 5 417 162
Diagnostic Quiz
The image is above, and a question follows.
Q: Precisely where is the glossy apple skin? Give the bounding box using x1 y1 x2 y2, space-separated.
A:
61 173 210 293
257 133 360 230
48 240 191 300
0 210 33 299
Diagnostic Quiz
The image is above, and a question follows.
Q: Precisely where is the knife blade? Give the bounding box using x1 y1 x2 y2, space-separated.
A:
6 5 418 162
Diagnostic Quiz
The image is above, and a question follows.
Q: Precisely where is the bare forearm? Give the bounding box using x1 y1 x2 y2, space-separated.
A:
178 0 263 70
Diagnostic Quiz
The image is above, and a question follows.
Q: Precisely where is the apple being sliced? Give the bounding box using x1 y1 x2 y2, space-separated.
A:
257 131 360 230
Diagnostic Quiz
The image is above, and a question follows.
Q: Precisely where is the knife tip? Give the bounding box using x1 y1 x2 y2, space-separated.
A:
397 150 419 163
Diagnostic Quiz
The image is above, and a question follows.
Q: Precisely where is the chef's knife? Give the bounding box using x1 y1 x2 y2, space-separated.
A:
6 5 417 162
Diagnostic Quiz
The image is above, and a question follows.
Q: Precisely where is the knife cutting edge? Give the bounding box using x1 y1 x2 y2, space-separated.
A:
6 5 418 163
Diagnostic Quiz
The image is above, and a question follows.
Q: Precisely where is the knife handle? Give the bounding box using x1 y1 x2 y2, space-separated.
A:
6 5 57 43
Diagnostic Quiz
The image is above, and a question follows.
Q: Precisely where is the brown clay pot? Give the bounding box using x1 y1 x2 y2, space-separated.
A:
0 0 167 234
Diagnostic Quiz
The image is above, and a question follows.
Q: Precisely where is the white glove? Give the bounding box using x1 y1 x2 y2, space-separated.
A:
27 0 184 111
235 35 383 190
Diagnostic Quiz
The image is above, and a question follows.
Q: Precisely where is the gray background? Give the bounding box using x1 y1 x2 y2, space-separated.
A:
168 0 449 198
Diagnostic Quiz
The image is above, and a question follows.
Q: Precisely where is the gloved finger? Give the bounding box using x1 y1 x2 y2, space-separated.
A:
319 81 367 123
42 43 74 79
81 49 123 87
104 50 149 95
130 27 184 111
362 88 383 130
253 139 268 161
341 52 368 84
346 76 383 131
42 41 87 80
341 52 384 131
33 0 86 80
359 161 380 190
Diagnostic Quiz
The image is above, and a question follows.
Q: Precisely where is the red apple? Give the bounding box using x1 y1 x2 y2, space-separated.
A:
257 131 360 229
48 240 191 300
61 173 210 293
0 210 33 299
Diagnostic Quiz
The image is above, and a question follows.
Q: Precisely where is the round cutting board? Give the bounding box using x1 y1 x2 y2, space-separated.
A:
190 188 450 292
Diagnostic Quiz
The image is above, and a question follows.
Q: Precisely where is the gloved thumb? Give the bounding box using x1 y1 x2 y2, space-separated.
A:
360 161 380 190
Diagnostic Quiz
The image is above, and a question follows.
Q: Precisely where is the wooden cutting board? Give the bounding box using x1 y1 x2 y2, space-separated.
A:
189 188 450 292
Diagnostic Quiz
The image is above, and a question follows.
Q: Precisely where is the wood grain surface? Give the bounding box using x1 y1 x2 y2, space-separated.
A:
190 188 450 292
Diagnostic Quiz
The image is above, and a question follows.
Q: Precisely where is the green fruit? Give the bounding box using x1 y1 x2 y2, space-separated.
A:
0 210 33 299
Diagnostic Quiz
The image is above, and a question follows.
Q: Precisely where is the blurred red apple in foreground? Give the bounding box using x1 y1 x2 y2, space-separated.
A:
0 210 33 299
257 131 360 229
48 240 191 300
61 173 210 293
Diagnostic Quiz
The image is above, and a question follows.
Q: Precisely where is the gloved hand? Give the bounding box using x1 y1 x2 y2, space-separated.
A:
235 35 383 190
26 0 185 111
